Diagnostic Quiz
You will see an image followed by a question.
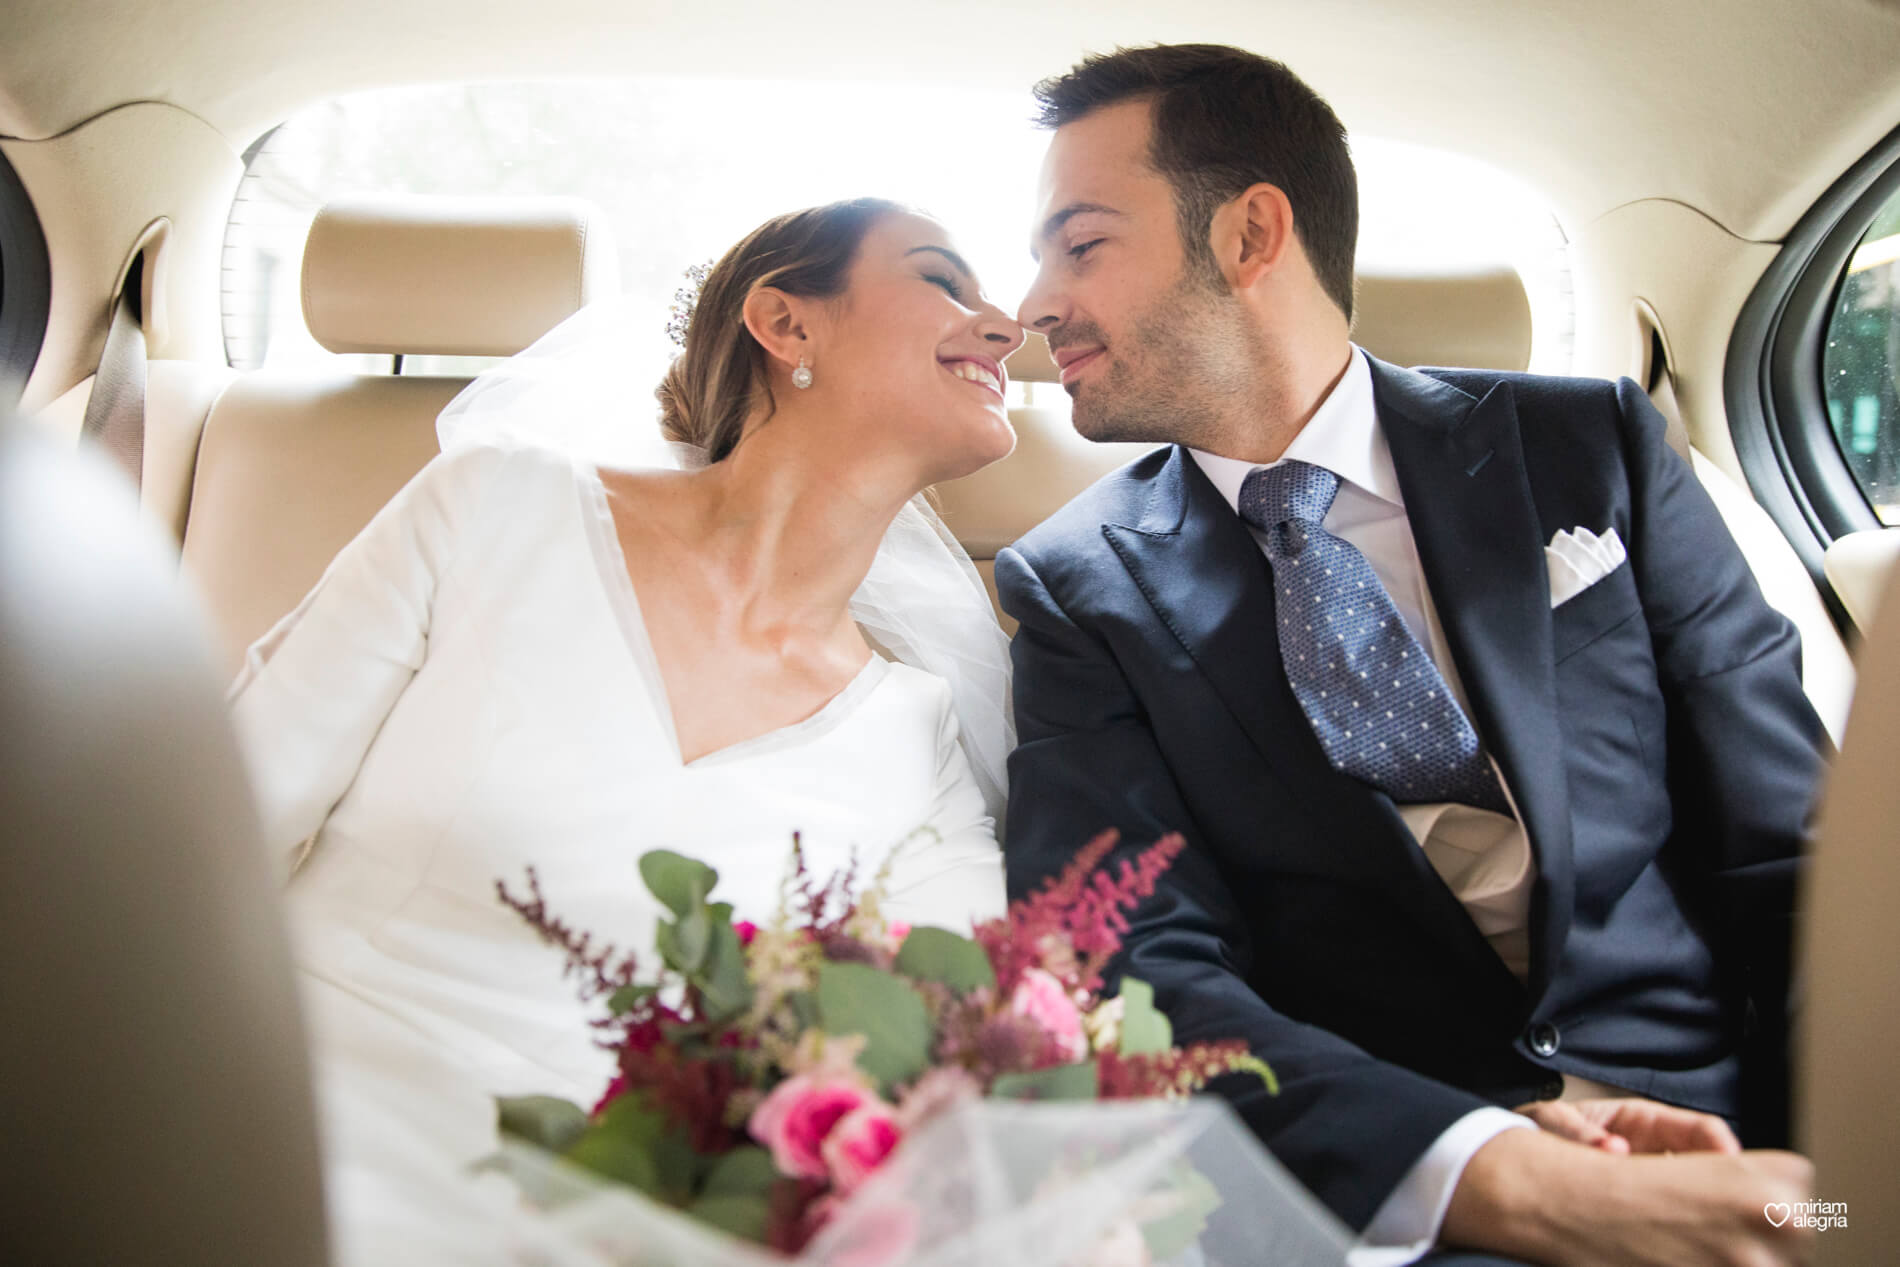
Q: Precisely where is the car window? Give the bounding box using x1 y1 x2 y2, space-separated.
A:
221 79 1572 383
1822 187 1900 523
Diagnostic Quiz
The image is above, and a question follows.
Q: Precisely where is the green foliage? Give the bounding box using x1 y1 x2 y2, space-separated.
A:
495 1094 589 1154
816 962 932 1090
564 1095 669 1196
1139 1162 1223 1260
641 850 720 918
700 1146 780 1199
562 1093 710 1206
894 926 997 993
990 1061 1100 1102
1116 977 1173 1056
686 1194 771 1242
640 849 754 1025
606 982 659 1016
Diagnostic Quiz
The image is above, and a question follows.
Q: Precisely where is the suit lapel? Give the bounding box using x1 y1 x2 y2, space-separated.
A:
1103 448 1459 902
1371 357 1574 1000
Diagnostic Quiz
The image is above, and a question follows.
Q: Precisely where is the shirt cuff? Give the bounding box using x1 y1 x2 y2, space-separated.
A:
1346 1107 1537 1267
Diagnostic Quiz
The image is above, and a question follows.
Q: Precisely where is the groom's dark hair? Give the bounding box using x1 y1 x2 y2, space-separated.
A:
1033 44 1358 321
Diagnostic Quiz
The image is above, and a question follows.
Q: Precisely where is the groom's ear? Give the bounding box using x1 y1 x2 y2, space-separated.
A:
1213 183 1296 292
741 287 810 370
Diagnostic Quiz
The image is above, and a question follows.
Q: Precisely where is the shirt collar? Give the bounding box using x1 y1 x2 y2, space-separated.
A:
1189 347 1404 514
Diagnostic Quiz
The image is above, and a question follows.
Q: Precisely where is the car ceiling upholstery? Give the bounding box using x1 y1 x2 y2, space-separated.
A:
6 0 1900 248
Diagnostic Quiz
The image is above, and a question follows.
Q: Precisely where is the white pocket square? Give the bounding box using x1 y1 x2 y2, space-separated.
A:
1545 526 1627 608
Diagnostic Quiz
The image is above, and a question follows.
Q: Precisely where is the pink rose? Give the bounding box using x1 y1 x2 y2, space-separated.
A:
735 920 759 947
1009 967 1089 1064
820 1103 903 1193
748 1074 872 1181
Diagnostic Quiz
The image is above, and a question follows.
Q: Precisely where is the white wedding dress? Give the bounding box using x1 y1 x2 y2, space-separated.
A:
228 441 1007 1264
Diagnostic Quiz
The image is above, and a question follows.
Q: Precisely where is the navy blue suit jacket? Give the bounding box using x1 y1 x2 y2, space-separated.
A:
997 358 1824 1231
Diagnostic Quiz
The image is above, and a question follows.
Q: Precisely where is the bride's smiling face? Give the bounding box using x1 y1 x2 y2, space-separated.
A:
815 213 1025 484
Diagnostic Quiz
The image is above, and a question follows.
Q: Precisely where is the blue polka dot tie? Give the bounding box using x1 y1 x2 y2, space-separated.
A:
1238 460 1508 812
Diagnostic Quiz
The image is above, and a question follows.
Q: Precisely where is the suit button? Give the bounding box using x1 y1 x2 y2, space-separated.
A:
1539 1078 1565 1100
1528 1022 1561 1058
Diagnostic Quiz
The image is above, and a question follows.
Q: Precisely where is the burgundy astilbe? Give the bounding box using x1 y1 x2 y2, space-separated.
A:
784 832 863 940
497 867 638 1002
1096 1039 1264 1100
612 1042 746 1155
974 830 1187 997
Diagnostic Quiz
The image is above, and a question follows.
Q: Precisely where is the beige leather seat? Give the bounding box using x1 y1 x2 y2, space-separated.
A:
0 417 328 1266
1801 558 1900 1264
179 194 619 671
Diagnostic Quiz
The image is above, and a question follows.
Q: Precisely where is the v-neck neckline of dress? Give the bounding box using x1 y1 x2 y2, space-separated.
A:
575 460 889 769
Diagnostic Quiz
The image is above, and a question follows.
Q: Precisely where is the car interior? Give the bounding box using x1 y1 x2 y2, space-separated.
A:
2 2 1897 1263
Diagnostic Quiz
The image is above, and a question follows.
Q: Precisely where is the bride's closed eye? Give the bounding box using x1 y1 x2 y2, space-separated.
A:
924 271 967 303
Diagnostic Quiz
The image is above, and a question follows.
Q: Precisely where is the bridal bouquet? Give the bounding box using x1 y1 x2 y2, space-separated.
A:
491 831 1345 1266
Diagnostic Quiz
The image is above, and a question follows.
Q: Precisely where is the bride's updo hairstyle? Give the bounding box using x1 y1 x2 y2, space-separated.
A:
658 197 907 462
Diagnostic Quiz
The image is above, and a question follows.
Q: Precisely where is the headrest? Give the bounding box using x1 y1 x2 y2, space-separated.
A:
1001 263 1533 381
301 194 620 357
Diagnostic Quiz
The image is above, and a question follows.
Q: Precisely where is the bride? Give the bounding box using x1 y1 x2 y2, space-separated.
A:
228 197 1025 1263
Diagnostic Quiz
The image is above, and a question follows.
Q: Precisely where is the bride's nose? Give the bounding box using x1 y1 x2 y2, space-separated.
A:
974 302 1025 359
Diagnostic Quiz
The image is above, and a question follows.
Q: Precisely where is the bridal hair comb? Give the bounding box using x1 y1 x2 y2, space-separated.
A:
664 261 714 349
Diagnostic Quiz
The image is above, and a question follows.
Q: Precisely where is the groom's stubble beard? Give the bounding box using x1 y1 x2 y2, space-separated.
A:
1066 267 1257 450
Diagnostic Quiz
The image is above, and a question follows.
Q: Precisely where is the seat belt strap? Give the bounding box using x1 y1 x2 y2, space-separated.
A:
79 283 147 489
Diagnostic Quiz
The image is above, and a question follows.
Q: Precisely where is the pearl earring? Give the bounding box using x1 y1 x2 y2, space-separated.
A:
791 356 814 390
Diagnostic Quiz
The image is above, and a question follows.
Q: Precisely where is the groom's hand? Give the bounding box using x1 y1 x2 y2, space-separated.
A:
1443 1126 1813 1266
1514 1095 1741 1155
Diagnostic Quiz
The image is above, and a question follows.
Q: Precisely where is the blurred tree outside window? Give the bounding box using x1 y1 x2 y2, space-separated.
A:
1823 188 1900 524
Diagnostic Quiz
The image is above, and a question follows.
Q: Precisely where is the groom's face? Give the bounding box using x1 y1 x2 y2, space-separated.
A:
1020 99 1248 446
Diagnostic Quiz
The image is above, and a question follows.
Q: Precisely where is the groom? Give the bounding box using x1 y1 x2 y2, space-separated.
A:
999 44 1825 1267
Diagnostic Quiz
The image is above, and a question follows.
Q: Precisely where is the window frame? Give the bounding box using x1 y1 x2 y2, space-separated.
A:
1727 121 1900 599
0 146 51 415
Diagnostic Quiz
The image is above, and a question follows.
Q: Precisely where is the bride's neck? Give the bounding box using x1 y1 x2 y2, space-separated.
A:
681 419 916 636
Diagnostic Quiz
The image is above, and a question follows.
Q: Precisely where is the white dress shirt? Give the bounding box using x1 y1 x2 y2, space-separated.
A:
1189 349 1534 1265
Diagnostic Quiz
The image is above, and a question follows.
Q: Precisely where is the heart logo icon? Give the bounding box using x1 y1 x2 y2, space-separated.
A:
1764 1203 1792 1227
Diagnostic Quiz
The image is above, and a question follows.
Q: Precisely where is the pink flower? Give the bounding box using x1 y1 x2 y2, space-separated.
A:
735 920 759 947
1009 967 1089 1064
820 1103 903 1194
885 921 912 951
748 1074 873 1181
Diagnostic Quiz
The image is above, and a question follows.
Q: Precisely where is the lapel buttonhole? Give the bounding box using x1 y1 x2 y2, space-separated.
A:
1464 449 1496 477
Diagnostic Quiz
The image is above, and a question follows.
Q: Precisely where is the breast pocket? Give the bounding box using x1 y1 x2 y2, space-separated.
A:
1551 561 1641 663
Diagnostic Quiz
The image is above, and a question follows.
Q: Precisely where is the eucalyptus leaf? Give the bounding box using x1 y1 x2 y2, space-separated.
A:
675 906 712 973
1117 976 1173 1056
606 982 659 1016
494 1095 589 1154
816 962 932 1089
696 919 754 1025
700 1146 780 1198
990 1060 1099 1101
894 926 997 993
639 850 719 918
687 1193 771 1243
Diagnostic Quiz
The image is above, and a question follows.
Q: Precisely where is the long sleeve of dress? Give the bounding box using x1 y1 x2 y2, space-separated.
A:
877 674 1008 930
228 446 508 874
